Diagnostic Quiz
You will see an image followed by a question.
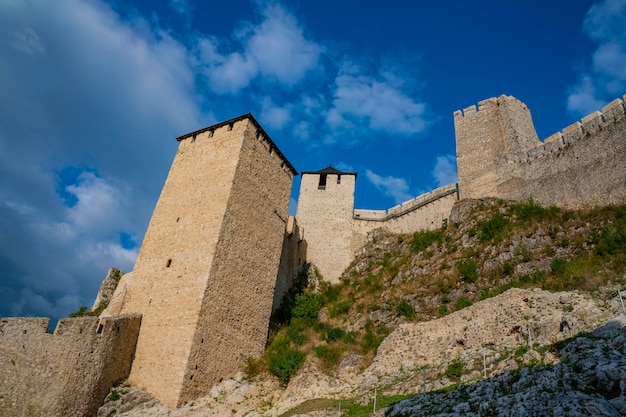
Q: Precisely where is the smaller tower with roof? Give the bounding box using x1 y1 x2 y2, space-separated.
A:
296 166 358 282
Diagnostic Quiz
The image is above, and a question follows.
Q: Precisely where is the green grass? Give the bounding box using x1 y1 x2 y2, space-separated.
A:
278 394 414 417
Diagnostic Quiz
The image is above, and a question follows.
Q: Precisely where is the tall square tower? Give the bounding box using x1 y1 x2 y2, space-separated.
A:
107 115 296 407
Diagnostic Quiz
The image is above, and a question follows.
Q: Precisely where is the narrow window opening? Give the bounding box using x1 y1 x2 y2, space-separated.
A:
208 130 214 138
176 217 180 222
96 324 104 334
166 259 172 268
149 299 152 305
318 174 327 190
191 134 196 143
189 375 193 380
337 174 341 184
195 365 198 370
227 122 233 131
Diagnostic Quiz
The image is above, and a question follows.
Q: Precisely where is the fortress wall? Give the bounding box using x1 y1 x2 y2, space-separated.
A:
454 96 541 200
179 119 295 404
296 173 357 283
499 96 626 208
273 217 307 314
352 184 458 242
455 95 626 209
0 314 141 417
116 119 253 407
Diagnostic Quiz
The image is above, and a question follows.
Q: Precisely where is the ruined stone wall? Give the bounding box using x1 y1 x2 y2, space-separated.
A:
352 184 458 241
179 119 295 405
296 173 357 283
104 115 296 408
0 314 141 417
455 94 626 208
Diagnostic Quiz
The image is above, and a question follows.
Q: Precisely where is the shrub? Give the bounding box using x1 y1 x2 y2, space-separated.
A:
457 259 479 283
325 327 345 343
267 335 305 384
478 213 511 242
243 356 263 379
410 229 443 253
108 389 121 401
395 300 416 320
313 345 343 370
287 326 308 345
69 306 89 317
511 198 559 221
455 296 473 310
444 359 464 379
291 293 323 323
550 257 567 274
330 300 351 318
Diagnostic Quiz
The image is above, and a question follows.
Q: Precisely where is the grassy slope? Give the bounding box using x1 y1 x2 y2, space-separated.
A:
254 199 626 414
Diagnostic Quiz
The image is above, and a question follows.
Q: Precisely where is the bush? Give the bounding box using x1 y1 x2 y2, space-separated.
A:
69 306 89 317
325 327 345 343
410 229 443 253
330 300 351 318
313 345 343 369
550 257 567 274
395 300 416 319
267 335 305 384
243 356 263 379
445 359 464 379
511 198 559 221
457 259 479 283
287 326 308 345
291 293 323 323
455 296 473 310
478 213 511 242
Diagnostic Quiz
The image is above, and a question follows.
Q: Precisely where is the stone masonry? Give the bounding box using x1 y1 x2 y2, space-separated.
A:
1 92 625 414
455 94 626 207
297 168 458 283
0 315 141 417
102 114 297 407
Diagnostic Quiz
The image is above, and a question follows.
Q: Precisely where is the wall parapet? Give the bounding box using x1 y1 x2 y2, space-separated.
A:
504 95 626 164
353 183 458 222
0 314 141 417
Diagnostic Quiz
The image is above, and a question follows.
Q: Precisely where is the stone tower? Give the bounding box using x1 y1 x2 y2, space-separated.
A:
454 95 541 200
296 166 357 283
103 114 297 407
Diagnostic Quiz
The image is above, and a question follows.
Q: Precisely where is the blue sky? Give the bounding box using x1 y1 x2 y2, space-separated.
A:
1 0 625 322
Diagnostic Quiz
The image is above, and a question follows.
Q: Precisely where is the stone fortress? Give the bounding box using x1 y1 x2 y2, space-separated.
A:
1 94 625 416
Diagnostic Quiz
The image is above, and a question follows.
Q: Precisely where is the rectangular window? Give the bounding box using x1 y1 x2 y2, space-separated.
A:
337 175 341 184
318 174 327 190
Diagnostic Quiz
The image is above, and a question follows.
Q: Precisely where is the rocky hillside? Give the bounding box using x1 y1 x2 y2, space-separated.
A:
98 199 626 417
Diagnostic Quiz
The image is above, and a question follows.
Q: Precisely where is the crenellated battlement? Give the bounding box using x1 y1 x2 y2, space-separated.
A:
455 93 626 208
505 95 626 164
0 314 141 417
354 184 458 222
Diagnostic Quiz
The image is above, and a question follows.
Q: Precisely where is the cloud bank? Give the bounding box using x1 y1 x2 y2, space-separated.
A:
567 0 626 114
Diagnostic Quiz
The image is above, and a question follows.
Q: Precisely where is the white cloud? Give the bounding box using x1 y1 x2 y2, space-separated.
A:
433 154 458 187
327 64 428 135
9 27 45 55
0 0 203 321
567 0 626 114
365 169 413 204
260 97 292 129
198 2 322 94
